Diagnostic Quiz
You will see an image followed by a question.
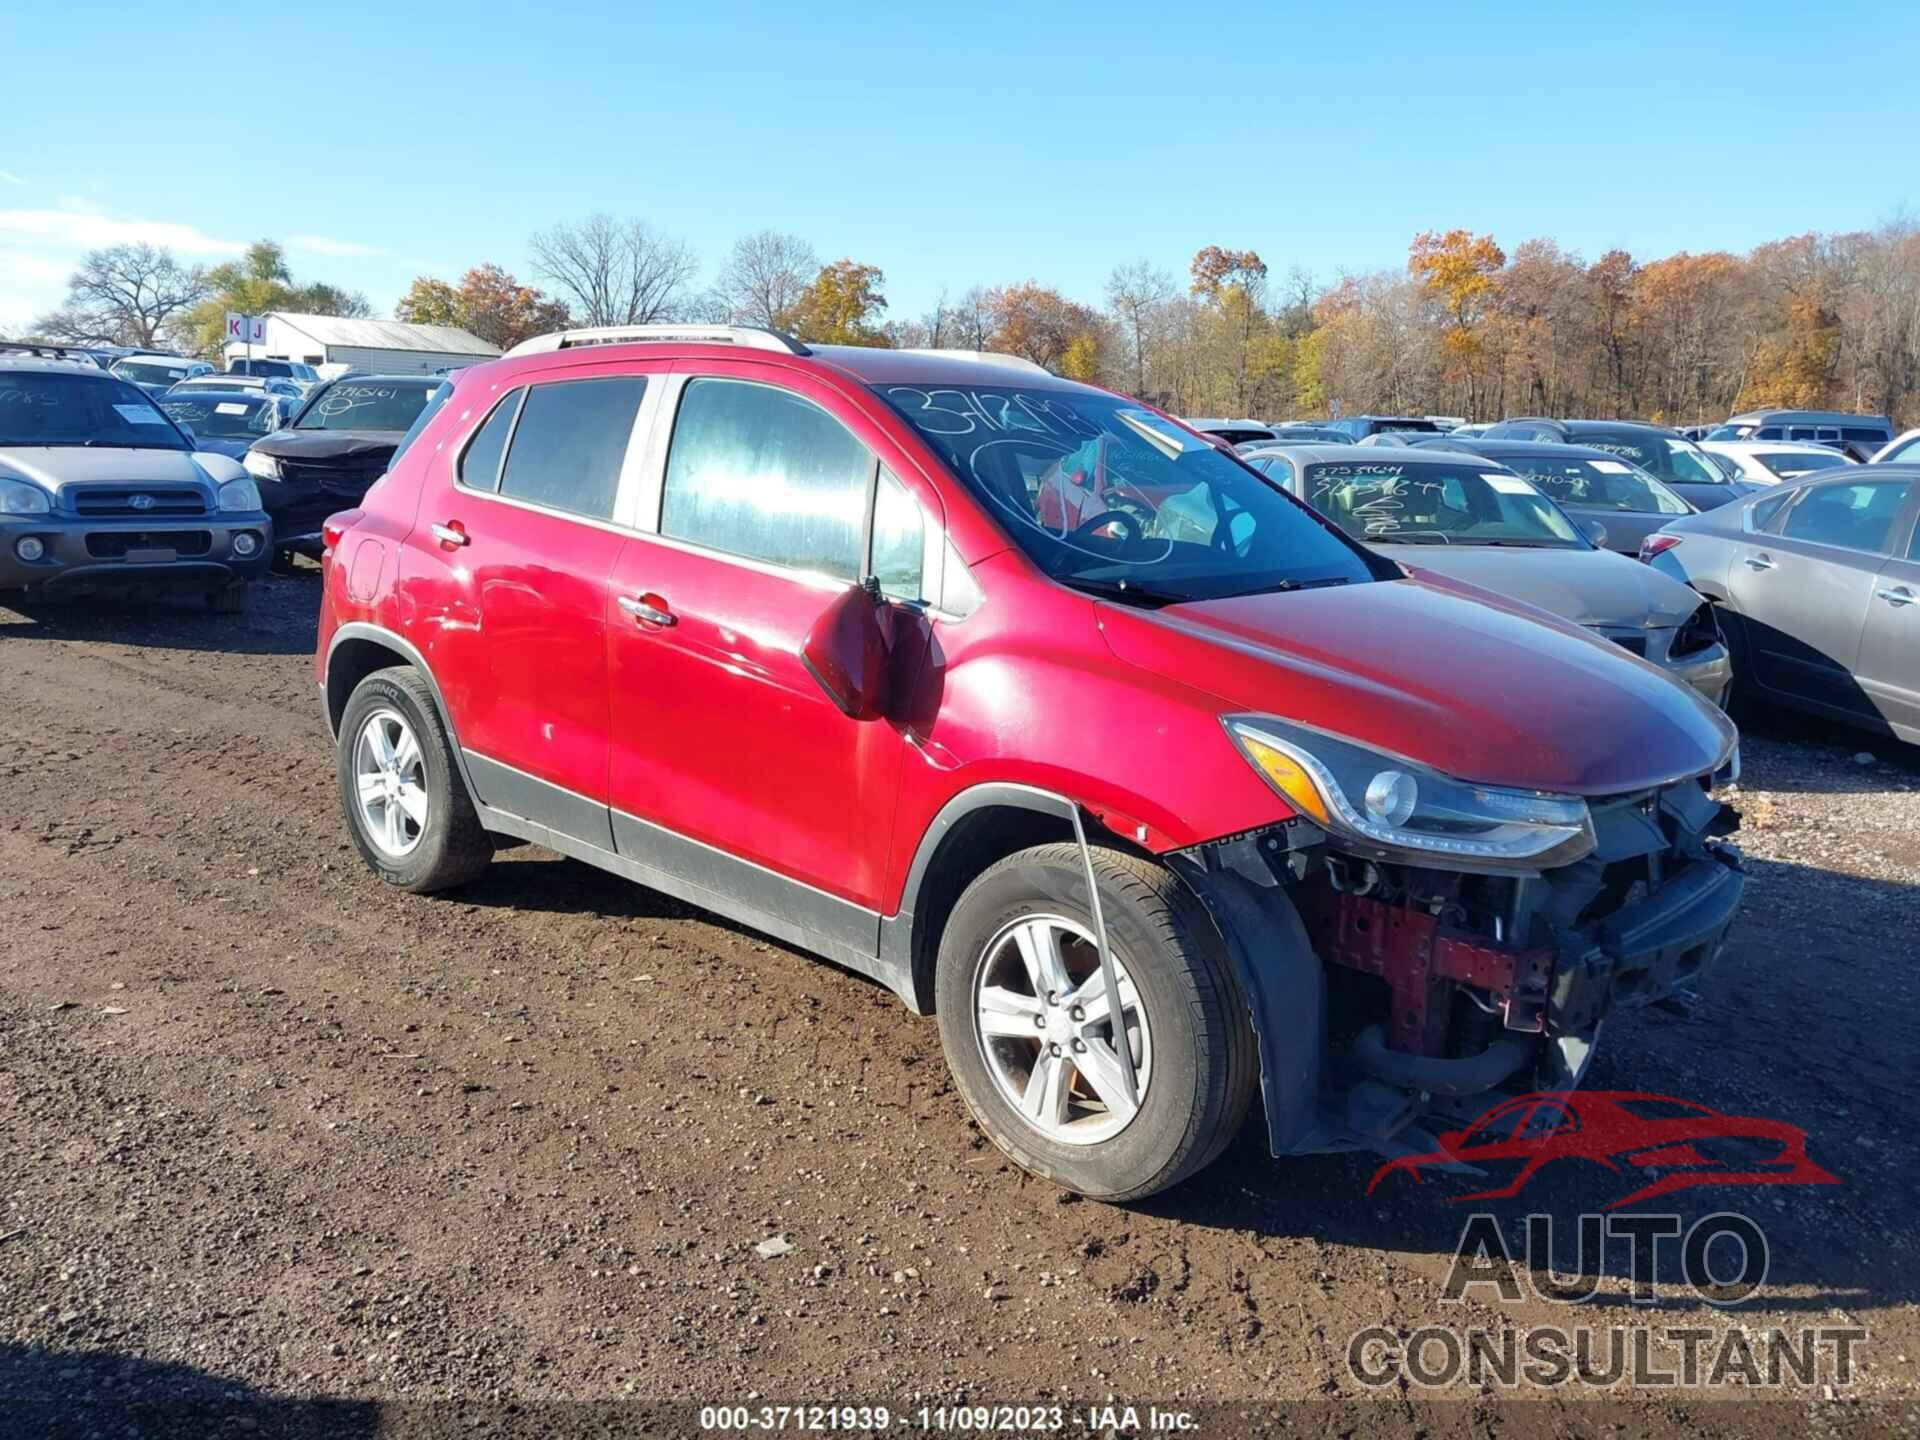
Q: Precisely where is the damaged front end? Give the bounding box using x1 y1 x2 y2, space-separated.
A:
1168 754 1743 1161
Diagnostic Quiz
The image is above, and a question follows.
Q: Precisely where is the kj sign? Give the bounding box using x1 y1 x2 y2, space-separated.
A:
225 312 268 345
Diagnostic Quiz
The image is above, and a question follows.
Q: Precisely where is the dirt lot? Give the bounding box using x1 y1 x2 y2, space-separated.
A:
1 573 1916 1434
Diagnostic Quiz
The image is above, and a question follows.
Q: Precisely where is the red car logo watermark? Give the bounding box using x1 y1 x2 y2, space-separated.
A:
1368 1091 1839 1209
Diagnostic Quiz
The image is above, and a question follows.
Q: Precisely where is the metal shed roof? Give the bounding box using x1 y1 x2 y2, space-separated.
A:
268 313 501 357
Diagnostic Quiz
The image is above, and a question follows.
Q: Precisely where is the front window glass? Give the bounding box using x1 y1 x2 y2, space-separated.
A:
1781 480 1911 553
663 378 871 580
870 468 925 600
1705 424 1751 441
1500 455 1690 515
157 394 280 438
1753 449 1850 480
295 380 444 433
0 371 189 449
878 384 1373 603
112 360 191 387
1300 459 1584 548
1579 432 1725 485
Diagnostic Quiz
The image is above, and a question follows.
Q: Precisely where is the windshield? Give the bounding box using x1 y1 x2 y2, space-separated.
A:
294 380 443 433
158 394 280 439
1580 431 1725 485
1754 449 1850 479
876 383 1375 603
1498 455 1691 515
112 360 193 387
1300 459 1585 548
1705 423 1753 441
0 370 190 449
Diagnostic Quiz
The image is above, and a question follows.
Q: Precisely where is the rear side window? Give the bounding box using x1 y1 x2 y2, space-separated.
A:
1781 480 1911 553
661 378 872 580
1843 426 1889 443
458 391 522 492
498 377 646 521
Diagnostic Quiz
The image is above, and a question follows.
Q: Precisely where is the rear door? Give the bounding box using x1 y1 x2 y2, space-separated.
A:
408 360 663 844
1854 491 1920 735
1729 477 1912 713
603 362 944 948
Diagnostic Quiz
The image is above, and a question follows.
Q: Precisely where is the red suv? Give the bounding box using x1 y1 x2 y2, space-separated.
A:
314 325 1744 1200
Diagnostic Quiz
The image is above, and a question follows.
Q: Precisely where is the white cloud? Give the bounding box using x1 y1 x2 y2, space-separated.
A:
290 234 382 258
0 170 24 186
0 208 244 256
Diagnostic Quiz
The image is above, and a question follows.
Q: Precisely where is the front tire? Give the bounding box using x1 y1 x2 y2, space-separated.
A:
337 668 493 893
934 843 1255 1201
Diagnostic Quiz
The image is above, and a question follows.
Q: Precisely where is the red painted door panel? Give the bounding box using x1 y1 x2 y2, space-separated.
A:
605 534 905 912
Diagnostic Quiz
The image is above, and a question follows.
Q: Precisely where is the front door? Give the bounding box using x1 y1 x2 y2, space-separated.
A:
604 365 941 955
1728 477 1910 714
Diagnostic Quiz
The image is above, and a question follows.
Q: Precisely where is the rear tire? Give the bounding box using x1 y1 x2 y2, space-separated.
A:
337 668 493 893
934 843 1255 1201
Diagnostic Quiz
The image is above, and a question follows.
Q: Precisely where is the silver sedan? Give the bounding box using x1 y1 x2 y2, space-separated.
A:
1644 465 1920 743
1242 444 1734 708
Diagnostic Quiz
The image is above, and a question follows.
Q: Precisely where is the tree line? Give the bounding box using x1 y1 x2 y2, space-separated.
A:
26 218 1920 427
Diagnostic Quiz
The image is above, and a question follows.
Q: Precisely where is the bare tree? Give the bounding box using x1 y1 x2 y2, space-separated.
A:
715 230 819 328
30 244 208 346
948 287 993 351
1105 260 1175 397
528 215 699 327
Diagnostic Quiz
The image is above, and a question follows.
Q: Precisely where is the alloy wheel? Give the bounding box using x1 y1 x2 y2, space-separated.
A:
353 708 429 858
972 914 1152 1146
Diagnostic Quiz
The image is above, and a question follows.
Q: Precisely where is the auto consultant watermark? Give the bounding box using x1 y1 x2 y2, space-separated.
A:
1347 1211 1866 1390
1348 1090 1857 1392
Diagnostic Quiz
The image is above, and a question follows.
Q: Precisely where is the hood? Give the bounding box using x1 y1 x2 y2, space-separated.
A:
1097 575 1734 797
0 444 244 493
1372 543 1701 629
251 430 402 462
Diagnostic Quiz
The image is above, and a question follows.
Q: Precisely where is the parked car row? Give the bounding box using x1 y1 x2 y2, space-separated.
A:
311 323 1745 1202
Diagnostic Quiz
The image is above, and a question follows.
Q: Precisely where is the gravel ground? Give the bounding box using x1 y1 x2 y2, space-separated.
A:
0 574 1915 1436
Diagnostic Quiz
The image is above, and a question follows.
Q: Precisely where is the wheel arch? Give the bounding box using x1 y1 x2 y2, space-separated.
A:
882 783 1152 1015
324 623 486 804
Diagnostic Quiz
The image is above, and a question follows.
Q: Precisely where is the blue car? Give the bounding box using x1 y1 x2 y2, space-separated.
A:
157 389 294 461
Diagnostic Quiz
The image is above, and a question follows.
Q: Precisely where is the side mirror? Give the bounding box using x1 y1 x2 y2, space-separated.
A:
1580 519 1609 549
801 582 893 720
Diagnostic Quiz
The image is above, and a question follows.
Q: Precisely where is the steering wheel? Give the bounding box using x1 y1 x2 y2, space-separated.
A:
1064 509 1143 548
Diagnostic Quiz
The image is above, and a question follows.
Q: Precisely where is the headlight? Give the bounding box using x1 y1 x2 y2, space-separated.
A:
0 477 52 515
242 450 281 481
1669 602 1721 659
1225 715 1595 868
218 478 262 512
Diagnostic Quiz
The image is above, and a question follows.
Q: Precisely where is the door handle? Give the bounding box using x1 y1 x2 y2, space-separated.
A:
430 522 469 548
617 592 676 627
1878 586 1915 607
1744 553 1776 571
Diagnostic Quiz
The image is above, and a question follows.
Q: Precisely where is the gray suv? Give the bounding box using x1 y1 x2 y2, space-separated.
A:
0 356 272 611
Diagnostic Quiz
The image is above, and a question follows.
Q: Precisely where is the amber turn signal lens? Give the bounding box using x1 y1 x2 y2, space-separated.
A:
1238 735 1331 825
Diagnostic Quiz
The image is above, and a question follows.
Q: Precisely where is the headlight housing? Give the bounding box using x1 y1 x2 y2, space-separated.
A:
1225 715 1595 869
1668 601 1721 659
0 477 52 515
242 450 281 481
217 477 262 512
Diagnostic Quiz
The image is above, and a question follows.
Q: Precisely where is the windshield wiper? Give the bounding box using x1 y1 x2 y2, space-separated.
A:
1234 576 1354 597
1061 576 1189 608
1470 539 1569 549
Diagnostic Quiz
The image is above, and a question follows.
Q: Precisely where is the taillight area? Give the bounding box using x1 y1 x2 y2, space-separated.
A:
320 508 362 557
1639 533 1683 562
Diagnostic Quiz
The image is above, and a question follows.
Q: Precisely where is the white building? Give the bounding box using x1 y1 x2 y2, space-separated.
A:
223 313 500 376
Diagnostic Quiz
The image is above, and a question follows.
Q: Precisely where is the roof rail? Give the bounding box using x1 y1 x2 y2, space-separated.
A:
504 324 812 358
890 347 1052 375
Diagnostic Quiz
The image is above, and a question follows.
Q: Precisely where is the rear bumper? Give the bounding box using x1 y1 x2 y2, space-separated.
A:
0 514 272 591
1661 643 1734 709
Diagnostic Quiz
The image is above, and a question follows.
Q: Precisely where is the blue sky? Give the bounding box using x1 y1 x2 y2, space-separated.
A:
4 1 1917 335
